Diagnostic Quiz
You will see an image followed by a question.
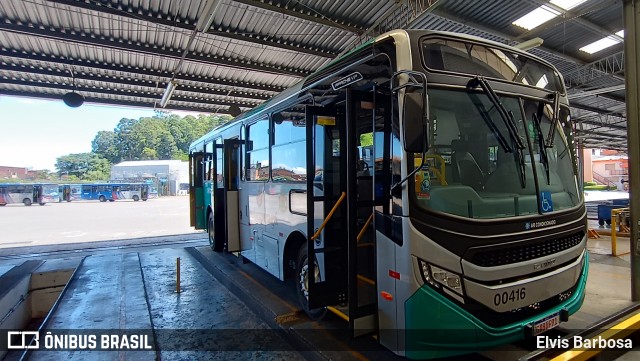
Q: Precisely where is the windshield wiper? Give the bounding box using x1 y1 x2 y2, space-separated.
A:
532 112 551 185
545 91 561 148
466 82 512 153
469 76 526 188
470 76 525 151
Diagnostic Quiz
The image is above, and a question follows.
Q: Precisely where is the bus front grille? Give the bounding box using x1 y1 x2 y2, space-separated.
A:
467 231 584 267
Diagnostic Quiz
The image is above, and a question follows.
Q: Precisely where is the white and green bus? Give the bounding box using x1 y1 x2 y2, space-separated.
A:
189 30 587 358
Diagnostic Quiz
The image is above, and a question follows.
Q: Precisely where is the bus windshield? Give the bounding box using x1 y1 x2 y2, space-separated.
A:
421 38 563 93
412 88 580 219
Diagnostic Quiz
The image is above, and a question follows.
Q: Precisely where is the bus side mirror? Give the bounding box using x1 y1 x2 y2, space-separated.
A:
403 92 429 153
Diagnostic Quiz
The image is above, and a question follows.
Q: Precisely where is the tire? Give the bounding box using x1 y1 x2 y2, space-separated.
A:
208 212 223 252
142 199 148 201
296 246 327 320
99 195 106 202
23 198 32 206
39 202 46 206
133 195 140 202
108 199 115 202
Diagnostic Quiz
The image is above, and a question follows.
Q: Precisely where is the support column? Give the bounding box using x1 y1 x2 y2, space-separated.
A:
623 0 640 301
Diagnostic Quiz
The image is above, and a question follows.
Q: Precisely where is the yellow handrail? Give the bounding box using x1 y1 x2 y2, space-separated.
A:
356 213 374 243
311 192 346 241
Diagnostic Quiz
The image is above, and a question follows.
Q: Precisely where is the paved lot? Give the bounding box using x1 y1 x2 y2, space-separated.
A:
0 196 199 248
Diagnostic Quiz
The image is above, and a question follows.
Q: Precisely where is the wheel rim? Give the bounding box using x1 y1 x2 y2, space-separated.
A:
208 215 215 247
299 258 320 300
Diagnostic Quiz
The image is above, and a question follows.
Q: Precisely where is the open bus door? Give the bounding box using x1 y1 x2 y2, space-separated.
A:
189 151 206 229
211 139 243 252
305 90 379 337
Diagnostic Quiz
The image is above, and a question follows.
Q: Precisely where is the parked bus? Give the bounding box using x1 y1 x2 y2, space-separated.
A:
58 184 82 202
189 30 586 358
78 183 121 202
112 183 149 201
37 183 59 204
0 183 57 206
148 186 158 199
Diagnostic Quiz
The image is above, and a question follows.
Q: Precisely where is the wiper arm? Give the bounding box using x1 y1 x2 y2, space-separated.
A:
532 113 551 185
545 91 561 148
466 83 512 153
470 76 525 151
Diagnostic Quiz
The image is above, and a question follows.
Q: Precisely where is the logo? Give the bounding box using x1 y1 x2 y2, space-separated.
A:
331 72 363 90
533 259 556 271
7 331 39 349
526 219 557 230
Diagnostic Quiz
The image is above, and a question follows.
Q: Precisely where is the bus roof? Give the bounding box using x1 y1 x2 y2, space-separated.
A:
190 29 560 149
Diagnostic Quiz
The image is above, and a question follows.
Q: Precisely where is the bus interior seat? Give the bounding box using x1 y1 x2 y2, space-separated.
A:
452 140 484 191
432 109 459 185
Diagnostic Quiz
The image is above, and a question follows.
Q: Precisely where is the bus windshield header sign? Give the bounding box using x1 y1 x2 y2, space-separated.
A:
331 72 363 90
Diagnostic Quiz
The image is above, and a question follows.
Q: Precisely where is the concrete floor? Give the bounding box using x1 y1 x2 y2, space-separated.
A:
0 233 638 361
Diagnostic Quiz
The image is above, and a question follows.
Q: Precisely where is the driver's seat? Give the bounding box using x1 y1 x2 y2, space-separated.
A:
452 140 484 191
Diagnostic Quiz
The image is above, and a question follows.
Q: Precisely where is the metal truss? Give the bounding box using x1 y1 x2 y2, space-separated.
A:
563 51 624 88
43 0 339 58
337 0 443 56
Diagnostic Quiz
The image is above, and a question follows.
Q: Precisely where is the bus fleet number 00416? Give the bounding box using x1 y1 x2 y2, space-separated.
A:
494 287 526 306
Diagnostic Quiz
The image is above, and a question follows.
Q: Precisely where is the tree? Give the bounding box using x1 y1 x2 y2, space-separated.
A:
92 130 119 163
55 153 111 180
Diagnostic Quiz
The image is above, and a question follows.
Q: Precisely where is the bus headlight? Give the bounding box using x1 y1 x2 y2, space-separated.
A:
418 259 464 295
430 265 463 295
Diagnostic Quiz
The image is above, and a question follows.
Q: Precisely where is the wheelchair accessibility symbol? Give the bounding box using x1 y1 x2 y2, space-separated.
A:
540 191 553 213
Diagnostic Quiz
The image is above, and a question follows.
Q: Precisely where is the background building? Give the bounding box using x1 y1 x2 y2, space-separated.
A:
0 166 40 180
110 160 188 196
582 149 629 191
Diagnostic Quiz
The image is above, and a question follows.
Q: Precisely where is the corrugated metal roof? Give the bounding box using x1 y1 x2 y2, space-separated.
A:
0 0 629 150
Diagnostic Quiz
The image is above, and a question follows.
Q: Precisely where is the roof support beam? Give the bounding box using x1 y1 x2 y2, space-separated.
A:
0 51 286 93
0 68 272 101
0 79 260 109
42 0 339 58
568 85 626 99
0 89 233 114
231 0 365 34
571 101 626 118
517 0 623 41
0 21 309 77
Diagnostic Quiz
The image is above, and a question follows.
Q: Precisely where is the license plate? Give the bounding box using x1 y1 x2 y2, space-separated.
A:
533 313 560 336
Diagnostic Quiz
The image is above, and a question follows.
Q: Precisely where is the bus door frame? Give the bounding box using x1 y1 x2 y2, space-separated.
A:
346 88 378 337
189 150 206 229
305 104 348 309
212 139 243 252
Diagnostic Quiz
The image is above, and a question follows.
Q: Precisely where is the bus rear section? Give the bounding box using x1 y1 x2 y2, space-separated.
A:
36 184 59 205
0 183 38 206
59 184 82 202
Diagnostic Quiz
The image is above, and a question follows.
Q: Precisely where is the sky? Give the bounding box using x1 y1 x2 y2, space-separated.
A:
0 95 199 172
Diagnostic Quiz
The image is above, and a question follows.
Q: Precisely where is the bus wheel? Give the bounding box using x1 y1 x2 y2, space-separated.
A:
23 198 32 206
133 195 140 202
208 212 223 252
296 246 327 320
99 195 106 202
